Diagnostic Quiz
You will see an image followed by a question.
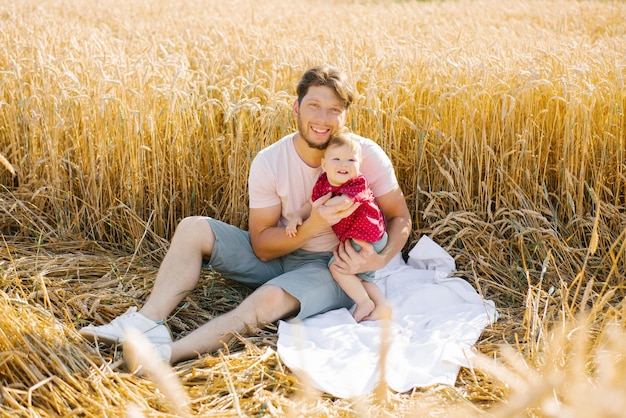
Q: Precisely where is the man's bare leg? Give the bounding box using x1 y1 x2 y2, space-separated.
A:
139 216 217 321
168 285 300 363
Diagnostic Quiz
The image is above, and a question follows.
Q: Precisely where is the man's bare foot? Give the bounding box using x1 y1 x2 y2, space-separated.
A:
352 299 375 322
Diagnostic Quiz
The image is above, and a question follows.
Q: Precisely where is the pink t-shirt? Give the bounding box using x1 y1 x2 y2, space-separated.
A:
311 172 386 243
249 132 398 252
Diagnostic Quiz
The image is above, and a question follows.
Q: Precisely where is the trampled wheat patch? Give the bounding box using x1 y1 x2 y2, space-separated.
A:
1 0 625 416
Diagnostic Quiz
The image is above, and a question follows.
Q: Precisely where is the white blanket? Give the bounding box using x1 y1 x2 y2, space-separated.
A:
276 236 498 398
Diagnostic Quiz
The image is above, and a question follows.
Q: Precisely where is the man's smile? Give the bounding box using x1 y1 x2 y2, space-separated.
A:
311 126 330 135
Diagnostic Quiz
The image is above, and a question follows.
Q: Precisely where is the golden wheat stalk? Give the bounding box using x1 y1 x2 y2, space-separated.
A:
0 152 15 176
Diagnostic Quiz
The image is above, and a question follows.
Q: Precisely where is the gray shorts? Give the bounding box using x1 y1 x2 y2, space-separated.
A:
203 218 353 320
328 232 388 282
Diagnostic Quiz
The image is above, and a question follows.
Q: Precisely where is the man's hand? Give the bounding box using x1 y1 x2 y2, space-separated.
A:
310 193 360 227
331 238 383 275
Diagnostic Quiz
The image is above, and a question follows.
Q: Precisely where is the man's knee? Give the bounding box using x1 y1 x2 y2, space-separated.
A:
250 285 300 324
174 216 216 255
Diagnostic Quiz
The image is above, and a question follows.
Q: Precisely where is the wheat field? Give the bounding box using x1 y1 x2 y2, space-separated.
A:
1 0 625 416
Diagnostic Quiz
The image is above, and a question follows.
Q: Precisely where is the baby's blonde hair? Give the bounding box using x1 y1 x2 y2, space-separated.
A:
326 128 362 160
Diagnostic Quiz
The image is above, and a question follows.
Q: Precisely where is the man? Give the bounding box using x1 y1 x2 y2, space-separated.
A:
79 65 412 364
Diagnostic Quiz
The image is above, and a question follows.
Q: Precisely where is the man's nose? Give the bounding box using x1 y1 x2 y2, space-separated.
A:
317 108 332 122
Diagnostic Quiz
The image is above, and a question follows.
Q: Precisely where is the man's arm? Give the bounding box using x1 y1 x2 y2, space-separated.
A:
331 186 412 274
249 193 360 261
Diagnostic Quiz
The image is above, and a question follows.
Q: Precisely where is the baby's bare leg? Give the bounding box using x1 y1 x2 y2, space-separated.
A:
331 266 374 322
362 282 388 321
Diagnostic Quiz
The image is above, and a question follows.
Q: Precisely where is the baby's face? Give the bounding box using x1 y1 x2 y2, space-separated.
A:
321 144 361 187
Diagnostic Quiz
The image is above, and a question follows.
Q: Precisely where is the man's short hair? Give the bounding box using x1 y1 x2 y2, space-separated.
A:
296 66 355 109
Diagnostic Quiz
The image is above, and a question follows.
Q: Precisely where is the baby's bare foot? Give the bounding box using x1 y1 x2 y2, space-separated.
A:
352 299 375 322
363 304 388 321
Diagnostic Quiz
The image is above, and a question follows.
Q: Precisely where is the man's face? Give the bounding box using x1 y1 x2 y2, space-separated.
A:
294 85 348 150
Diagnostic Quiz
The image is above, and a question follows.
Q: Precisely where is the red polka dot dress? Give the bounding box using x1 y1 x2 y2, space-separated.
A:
312 172 386 243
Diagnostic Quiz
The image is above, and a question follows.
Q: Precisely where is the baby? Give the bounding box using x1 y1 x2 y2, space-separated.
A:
286 129 388 322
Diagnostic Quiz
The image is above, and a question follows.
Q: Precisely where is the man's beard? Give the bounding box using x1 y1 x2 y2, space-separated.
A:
298 113 330 150
303 135 329 151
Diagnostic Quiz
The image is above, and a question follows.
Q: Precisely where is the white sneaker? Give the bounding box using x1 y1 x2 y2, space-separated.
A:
122 328 174 375
79 307 173 345
123 341 173 368
153 343 172 363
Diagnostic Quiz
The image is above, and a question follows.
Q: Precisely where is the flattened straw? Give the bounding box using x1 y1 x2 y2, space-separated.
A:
218 351 243 416
27 376 54 409
35 273 51 310
126 403 146 418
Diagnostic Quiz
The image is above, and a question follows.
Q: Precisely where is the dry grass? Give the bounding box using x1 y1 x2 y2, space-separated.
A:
1 0 625 416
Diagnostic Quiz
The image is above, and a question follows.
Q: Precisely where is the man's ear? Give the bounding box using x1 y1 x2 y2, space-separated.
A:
292 99 299 115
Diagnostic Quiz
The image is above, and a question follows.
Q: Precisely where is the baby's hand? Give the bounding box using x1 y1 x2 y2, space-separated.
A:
286 218 302 237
